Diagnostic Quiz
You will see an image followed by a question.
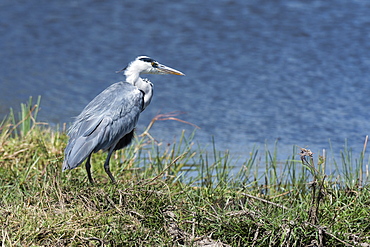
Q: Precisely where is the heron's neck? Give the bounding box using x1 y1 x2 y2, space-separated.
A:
124 70 153 110
124 69 140 85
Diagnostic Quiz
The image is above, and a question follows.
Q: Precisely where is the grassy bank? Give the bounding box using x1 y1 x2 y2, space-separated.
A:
0 98 369 246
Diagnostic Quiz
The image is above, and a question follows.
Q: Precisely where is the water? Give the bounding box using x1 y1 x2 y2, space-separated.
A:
1 0 370 163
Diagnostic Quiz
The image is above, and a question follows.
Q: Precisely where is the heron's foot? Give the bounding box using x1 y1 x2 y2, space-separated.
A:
88 177 95 184
104 164 116 184
107 172 116 184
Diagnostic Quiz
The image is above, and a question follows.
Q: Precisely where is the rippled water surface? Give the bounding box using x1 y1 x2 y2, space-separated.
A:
1 0 370 161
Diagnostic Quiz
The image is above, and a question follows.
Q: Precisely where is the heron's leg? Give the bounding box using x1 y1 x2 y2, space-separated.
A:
85 153 94 184
103 150 116 183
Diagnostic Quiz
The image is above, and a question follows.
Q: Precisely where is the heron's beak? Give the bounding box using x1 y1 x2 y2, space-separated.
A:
157 64 185 76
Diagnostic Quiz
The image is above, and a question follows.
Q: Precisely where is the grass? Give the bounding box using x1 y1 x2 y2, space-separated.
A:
0 97 369 246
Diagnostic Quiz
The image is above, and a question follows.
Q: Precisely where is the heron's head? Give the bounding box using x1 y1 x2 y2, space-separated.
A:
120 56 185 77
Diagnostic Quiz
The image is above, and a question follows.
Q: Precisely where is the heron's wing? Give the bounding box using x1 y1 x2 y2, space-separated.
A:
63 117 111 171
63 82 143 170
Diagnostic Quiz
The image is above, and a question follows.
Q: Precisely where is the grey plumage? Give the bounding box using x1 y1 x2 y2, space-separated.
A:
62 56 184 183
63 82 142 169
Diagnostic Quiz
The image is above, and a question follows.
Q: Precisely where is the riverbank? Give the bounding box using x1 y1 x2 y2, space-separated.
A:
0 98 369 246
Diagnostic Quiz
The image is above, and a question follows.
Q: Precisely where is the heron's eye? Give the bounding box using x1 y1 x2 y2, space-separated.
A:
151 62 158 68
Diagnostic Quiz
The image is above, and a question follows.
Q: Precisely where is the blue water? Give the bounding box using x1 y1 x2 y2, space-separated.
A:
1 0 370 163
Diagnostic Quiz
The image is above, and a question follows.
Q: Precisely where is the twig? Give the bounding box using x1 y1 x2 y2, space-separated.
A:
140 111 200 141
79 236 105 246
305 221 354 247
269 189 294 199
251 225 260 247
338 190 359 211
106 196 126 217
241 193 288 210
141 152 188 186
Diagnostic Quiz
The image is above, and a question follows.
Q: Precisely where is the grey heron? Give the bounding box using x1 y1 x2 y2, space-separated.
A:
62 56 185 183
